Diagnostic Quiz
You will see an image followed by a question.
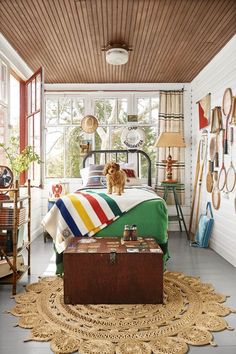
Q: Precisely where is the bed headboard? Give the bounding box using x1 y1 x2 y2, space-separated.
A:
82 149 152 187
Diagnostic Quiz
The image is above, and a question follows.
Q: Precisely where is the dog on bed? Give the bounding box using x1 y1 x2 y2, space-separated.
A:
103 162 126 195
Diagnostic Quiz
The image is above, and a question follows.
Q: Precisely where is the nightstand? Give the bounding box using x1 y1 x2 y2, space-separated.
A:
43 197 58 242
161 182 189 239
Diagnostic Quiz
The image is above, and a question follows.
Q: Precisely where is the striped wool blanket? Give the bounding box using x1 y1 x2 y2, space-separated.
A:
42 188 162 253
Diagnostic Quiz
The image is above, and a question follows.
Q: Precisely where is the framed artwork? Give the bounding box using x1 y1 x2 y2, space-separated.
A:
128 114 138 123
197 93 211 130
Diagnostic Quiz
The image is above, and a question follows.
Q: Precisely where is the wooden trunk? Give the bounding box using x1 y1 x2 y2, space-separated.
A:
64 237 163 304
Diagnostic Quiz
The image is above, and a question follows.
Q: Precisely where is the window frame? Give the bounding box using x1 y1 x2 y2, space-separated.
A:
25 67 43 187
44 92 159 180
0 57 9 164
44 94 86 179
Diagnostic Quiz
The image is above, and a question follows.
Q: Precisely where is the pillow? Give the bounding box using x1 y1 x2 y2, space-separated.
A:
122 167 142 186
80 167 90 186
83 164 106 188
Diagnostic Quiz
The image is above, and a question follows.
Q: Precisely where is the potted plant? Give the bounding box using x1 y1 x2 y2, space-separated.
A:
0 137 41 183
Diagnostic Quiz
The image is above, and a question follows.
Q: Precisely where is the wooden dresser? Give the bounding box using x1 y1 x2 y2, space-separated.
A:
64 236 163 304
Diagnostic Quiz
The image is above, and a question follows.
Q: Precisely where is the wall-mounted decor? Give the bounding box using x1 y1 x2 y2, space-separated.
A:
230 96 236 125
226 127 236 193
81 115 98 134
121 126 145 149
128 114 138 123
222 87 233 154
210 106 222 133
197 93 211 130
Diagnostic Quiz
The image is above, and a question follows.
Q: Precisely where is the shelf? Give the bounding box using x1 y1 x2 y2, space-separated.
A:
0 265 30 284
0 179 31 294
1 241 31 257
0 195 30 204
0 218 30 229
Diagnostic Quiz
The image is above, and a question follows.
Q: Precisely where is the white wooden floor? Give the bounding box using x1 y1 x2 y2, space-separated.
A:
0 232 236 354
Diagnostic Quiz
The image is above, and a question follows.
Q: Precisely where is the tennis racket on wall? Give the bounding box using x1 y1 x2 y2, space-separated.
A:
210 106 222 133
226 127 236 193
230 96 236 126
222 88 233 154
212 171 221 210
210 106 222 167
215 132 219 168
217 130 226 191
206 136 216 193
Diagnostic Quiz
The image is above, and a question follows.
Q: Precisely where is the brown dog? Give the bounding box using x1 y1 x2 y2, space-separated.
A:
103 162 126 195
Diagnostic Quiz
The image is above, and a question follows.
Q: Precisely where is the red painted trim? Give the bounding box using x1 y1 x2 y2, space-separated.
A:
20 80 26 185
25 67 42 84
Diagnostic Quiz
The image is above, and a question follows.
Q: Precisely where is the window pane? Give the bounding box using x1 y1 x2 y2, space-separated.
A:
151 97 159 124
45 127 64 177
9 75 20 139
117 99 128 124
0 105 7 163
46 98 58 125
65 127 81 178
28 116 34 179
0 63 7 103
33 112 41 183
59 98 72 124
139 126 157 178
106 99 116 124
138 98 150 124
32 79 35 113
34 112 41 156
94 99 106 124
27 82 32 115
72 98 84 124
36 74 41 110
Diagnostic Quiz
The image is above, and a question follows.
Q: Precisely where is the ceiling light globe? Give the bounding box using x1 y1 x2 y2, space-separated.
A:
106 48 129 65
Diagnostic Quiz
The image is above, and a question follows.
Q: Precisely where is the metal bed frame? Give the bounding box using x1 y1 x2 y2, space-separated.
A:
82 149 152 187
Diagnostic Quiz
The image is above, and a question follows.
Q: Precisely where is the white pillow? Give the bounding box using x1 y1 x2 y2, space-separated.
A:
80 167 90 186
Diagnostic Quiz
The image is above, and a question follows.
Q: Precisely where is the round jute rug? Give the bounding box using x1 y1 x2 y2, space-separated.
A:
8 271 235 354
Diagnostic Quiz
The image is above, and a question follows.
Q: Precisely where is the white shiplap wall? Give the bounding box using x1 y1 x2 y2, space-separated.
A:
191 35 236 266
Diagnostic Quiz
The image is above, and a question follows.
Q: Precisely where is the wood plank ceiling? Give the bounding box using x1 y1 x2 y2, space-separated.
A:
0 0 235 83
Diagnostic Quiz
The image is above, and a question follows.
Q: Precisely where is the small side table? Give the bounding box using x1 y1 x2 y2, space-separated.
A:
43 197 58 242
161 182 189 239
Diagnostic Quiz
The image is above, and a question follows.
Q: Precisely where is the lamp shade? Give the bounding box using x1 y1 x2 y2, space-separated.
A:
154 132 186 148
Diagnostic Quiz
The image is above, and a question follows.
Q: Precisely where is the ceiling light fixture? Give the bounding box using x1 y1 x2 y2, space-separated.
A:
102 43 132 66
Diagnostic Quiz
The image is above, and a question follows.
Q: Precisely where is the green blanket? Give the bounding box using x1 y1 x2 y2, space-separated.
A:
55 199 169 275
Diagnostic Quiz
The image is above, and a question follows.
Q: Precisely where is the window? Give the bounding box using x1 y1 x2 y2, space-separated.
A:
45 93 159 179
136 96 159 176
45 97 85 178
94 96 158 176
9 74 20 139
26 69 42 185
0 60 7 104
94 97 128 151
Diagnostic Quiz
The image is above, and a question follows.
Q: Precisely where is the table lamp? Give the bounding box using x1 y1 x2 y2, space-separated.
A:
154 132 186 183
